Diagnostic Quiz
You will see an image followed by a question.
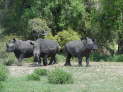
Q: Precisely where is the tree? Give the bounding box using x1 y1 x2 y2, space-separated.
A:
27 18 50 39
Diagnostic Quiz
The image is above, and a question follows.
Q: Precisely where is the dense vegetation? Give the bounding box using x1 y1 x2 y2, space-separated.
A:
0 0 123 55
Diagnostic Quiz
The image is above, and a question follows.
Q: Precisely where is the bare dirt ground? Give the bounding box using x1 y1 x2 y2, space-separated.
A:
8 62 123 77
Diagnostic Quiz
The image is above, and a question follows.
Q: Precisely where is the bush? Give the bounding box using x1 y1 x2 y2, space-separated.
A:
48 68 73 84
0 51 8 59
91 53 110 61
34 68 47 76
27 73 40 81
3 58 15 66
92 53 123 62
45 28 80 48
0 82 3 89
27 18 50 39
0 64 8 81
45 32 57 41
108 55 123 62
55 29 80 47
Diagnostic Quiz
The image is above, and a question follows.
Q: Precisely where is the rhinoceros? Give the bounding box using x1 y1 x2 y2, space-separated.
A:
30 38 60 66
6 38 34 65
64 37 98 67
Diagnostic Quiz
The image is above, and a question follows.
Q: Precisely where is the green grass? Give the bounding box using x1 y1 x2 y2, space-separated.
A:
2 62 123 92
34 68 48 76
26 73 40 81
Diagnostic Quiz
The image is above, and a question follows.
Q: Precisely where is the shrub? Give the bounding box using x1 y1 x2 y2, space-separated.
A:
92 53 123 62
45 32 57 41
48 68 73 84
108 54 123 62
27 73 40 81
0 51 8 59
0 64 6 90
55 29 80 47
0 82 3 89
0 64 8 81
3 58 15 66
91 53 110 61
34 68 47 76
27 18 50 39
45 29 81 48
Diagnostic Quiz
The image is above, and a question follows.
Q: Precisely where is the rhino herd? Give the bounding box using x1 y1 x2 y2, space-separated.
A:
6 37 98 67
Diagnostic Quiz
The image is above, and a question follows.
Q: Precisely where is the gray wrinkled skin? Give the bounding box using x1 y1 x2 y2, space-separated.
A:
64 37 98 67
6 39 34 65
31 38 60 66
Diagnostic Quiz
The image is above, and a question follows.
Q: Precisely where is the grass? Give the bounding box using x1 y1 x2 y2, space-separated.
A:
34 68 48 76
26 73 40 81
1 62 123 92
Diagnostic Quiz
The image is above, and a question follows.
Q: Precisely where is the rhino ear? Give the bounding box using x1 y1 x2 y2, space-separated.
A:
92 38 96 42
30 41 34 45
13 38 16 42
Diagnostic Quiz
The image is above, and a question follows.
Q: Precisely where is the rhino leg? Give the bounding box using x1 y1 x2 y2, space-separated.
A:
78 57 82 66
17 55 23 66
43 55 48 66
33 52 41 66
49 55 56 65
86 56 90 67
52 56 57 64
37 57 41 66
64 54 71 66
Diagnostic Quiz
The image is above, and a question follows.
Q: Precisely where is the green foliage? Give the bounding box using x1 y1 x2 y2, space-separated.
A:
28 18 50 33
91 53 110 62
55 29 80 47
3 58 15 66
92 53 123 62
108 55 123 62
2 34 23 42
48 68 73 84
46 29 80 47
1 0 123 55
45 32 57 41
27 18 50 39
27 73 40 81
0 64 8 81
34 68 47 76
0 82 3 90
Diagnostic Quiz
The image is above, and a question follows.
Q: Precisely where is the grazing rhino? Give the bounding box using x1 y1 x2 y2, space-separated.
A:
30 38 60 66
6 38 34 65
64 37 98 67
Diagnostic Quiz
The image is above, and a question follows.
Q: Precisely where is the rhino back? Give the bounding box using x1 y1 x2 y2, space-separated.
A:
36 39 59 55
14 40 33 58
37 39 59 49
65 40 87 56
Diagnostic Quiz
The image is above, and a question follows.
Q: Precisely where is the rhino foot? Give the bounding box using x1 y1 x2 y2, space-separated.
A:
78 64 83 67
86 64 91 67
64 63 71 66
17 63 22 66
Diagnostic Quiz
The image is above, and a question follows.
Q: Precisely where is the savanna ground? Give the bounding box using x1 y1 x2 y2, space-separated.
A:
2 61 123 92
